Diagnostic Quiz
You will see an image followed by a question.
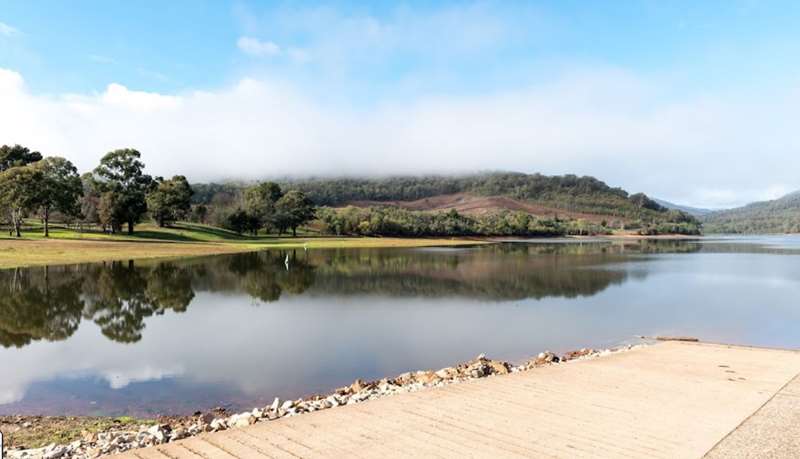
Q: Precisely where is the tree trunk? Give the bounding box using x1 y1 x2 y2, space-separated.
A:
44 207 50 237
128 219 134 234
292 226 297 237
12 209 21 238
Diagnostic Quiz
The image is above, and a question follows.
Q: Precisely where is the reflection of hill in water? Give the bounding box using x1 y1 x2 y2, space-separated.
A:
0 240 700 348
305 248 630 301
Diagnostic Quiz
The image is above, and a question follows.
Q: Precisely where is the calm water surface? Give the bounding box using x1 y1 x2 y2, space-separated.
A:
2 236 800 416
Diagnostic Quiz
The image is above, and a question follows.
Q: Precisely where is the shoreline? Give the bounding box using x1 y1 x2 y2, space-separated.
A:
3 343 647 458
0 235 491 270
0 229 704 270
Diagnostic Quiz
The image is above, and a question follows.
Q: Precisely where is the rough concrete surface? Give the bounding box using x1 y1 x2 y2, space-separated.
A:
114 342 800 458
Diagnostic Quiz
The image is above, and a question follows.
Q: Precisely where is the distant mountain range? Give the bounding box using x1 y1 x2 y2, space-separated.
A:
653 199 715 217
700 190 800 233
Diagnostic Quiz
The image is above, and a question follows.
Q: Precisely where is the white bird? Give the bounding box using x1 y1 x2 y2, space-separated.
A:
284 254 290 270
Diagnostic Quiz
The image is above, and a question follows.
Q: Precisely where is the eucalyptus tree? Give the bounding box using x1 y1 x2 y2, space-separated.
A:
79 173 102 229
93 149 153 234
147 175 193 227
35 157 83 237
0 164 42 237
244 181 283 233
275 190 316 237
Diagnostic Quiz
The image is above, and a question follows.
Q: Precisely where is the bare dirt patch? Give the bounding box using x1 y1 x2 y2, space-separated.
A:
347 192 611 222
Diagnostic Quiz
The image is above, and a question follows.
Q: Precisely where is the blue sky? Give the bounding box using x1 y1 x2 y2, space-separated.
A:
5 1 800 97
2 1 800 207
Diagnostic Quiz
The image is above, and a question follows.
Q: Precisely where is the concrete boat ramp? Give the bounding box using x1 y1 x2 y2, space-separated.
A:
116 342 800 458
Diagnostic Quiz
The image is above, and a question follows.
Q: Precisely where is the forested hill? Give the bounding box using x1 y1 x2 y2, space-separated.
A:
192 172 700 232
702 191 800 233
278 173 668 217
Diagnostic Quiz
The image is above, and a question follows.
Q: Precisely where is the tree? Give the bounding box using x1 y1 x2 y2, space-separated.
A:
80 173 102 230
0 165 42 237
190 204 208 224
93 149 153 234
223 208 250 235
244 182 283 233
98 191 123 233
147 175 193 227
0 145 42 172
275 190 315 237
35 157 83 237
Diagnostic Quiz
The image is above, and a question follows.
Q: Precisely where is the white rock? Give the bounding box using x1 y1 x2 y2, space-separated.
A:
43 446 66 459
209 418 227 431
270 397 281 411
231 412 256 428
170 428 188 441
147 425 167 443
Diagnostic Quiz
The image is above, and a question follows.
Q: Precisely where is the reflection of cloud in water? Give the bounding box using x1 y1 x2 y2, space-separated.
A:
102 366 185 390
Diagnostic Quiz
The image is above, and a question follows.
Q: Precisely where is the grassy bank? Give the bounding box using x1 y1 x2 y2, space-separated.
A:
0 416 154 449
0 223 489 269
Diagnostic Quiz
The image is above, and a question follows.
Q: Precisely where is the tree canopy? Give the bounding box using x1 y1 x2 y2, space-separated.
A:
275 190 315 236
244 181 283 232
0 144 42 172
93 149 153 234
0 164 43 237
35 157 83 236
147 175 193 227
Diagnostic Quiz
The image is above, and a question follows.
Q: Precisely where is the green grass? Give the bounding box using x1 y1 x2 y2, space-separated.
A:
0 416 155 449
0 222 489 269
3 222 323 243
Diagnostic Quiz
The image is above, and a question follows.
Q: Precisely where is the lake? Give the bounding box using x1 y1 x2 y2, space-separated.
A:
2 236 799 417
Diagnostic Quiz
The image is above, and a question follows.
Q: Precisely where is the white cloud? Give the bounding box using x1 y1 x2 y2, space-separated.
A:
1 67 800 208
0 21 18 37
237 36 281 57
100 83 181 111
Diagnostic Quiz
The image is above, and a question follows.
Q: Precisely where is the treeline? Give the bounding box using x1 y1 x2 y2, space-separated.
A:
217 182 315 236
0 145 315 237
318 206 600 237
315 206 700 237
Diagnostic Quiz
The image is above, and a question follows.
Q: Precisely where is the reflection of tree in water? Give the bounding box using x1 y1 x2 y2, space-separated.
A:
0 240 702 348
81 261 195 343
0 261 196 347
199 251 316 303
0 251 317 348
0 266 84 347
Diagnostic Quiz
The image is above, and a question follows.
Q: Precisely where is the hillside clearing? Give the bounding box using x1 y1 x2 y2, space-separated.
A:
346 192 613 222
